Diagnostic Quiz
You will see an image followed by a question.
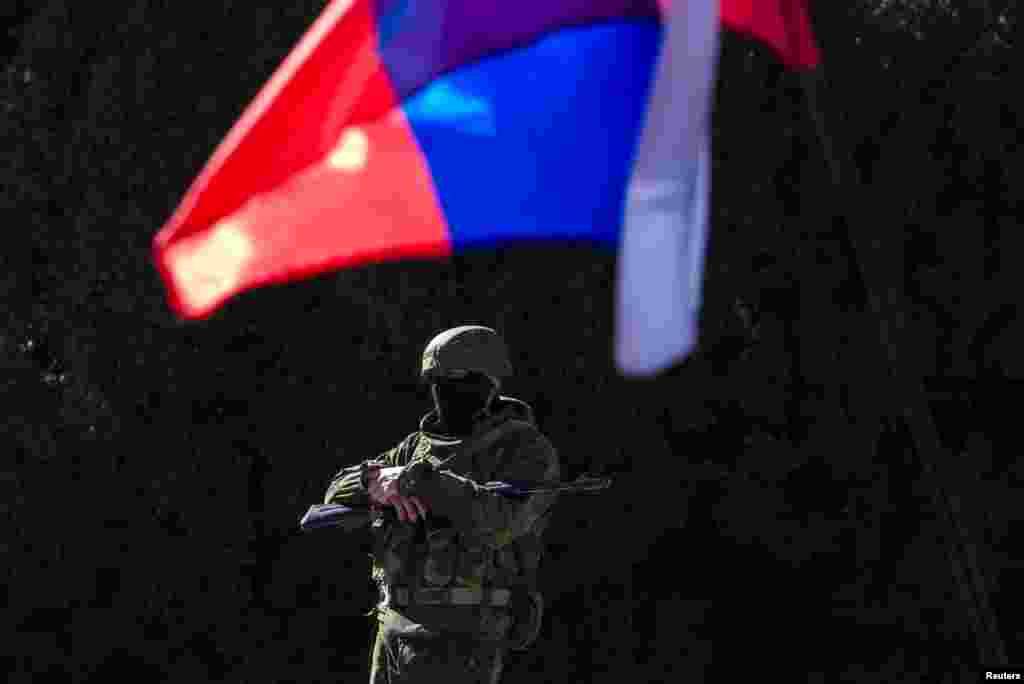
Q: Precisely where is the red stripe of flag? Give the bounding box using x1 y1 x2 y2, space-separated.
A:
153 0 448 318
720 0 820 69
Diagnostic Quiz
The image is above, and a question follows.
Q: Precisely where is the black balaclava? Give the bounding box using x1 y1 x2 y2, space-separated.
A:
430 373 497 436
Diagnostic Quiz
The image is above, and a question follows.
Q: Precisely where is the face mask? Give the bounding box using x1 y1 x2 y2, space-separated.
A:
430 376 495 435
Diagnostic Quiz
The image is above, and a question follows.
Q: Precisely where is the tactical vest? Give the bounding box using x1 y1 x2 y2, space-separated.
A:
371 418 552 648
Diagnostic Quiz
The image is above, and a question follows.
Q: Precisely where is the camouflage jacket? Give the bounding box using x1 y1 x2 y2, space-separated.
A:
324 396 560 635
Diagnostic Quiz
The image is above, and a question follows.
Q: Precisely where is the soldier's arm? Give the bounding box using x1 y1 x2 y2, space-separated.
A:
398 428 560 546
323 434 415 506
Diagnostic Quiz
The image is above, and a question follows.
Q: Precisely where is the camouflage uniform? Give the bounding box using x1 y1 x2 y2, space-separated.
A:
324 327 560 683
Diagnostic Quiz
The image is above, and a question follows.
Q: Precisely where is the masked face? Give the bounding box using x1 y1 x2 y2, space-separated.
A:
430 374 496 435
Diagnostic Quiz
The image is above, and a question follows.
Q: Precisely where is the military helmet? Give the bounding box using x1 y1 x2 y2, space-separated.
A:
421 326 512 384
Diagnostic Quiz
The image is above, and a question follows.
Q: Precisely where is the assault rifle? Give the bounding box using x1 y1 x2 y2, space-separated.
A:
298 476 613 533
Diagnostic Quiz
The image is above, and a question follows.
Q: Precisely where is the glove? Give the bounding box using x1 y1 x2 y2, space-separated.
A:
360 460 387 489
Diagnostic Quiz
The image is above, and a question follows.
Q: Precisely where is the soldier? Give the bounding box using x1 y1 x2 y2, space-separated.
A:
324 325 560 683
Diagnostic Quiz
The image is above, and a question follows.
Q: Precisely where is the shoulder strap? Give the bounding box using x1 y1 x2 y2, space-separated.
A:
395 431 421 466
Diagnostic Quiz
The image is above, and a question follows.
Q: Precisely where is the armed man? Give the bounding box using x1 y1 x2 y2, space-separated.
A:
323 325 561 683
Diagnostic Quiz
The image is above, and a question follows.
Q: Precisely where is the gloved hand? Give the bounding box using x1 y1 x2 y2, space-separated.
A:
367 465 429 523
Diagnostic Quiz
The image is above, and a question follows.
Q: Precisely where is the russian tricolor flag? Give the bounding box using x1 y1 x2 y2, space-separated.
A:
153 0 819 374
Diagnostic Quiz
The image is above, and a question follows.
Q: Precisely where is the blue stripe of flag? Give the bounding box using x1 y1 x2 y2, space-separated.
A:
401 21 662 250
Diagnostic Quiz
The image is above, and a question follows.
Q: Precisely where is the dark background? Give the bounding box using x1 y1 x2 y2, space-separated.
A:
2 1 1018 681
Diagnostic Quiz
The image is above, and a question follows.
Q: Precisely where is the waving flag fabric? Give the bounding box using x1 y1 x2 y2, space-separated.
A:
721 0 819 69
153 0 820 370
617 0 718 375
